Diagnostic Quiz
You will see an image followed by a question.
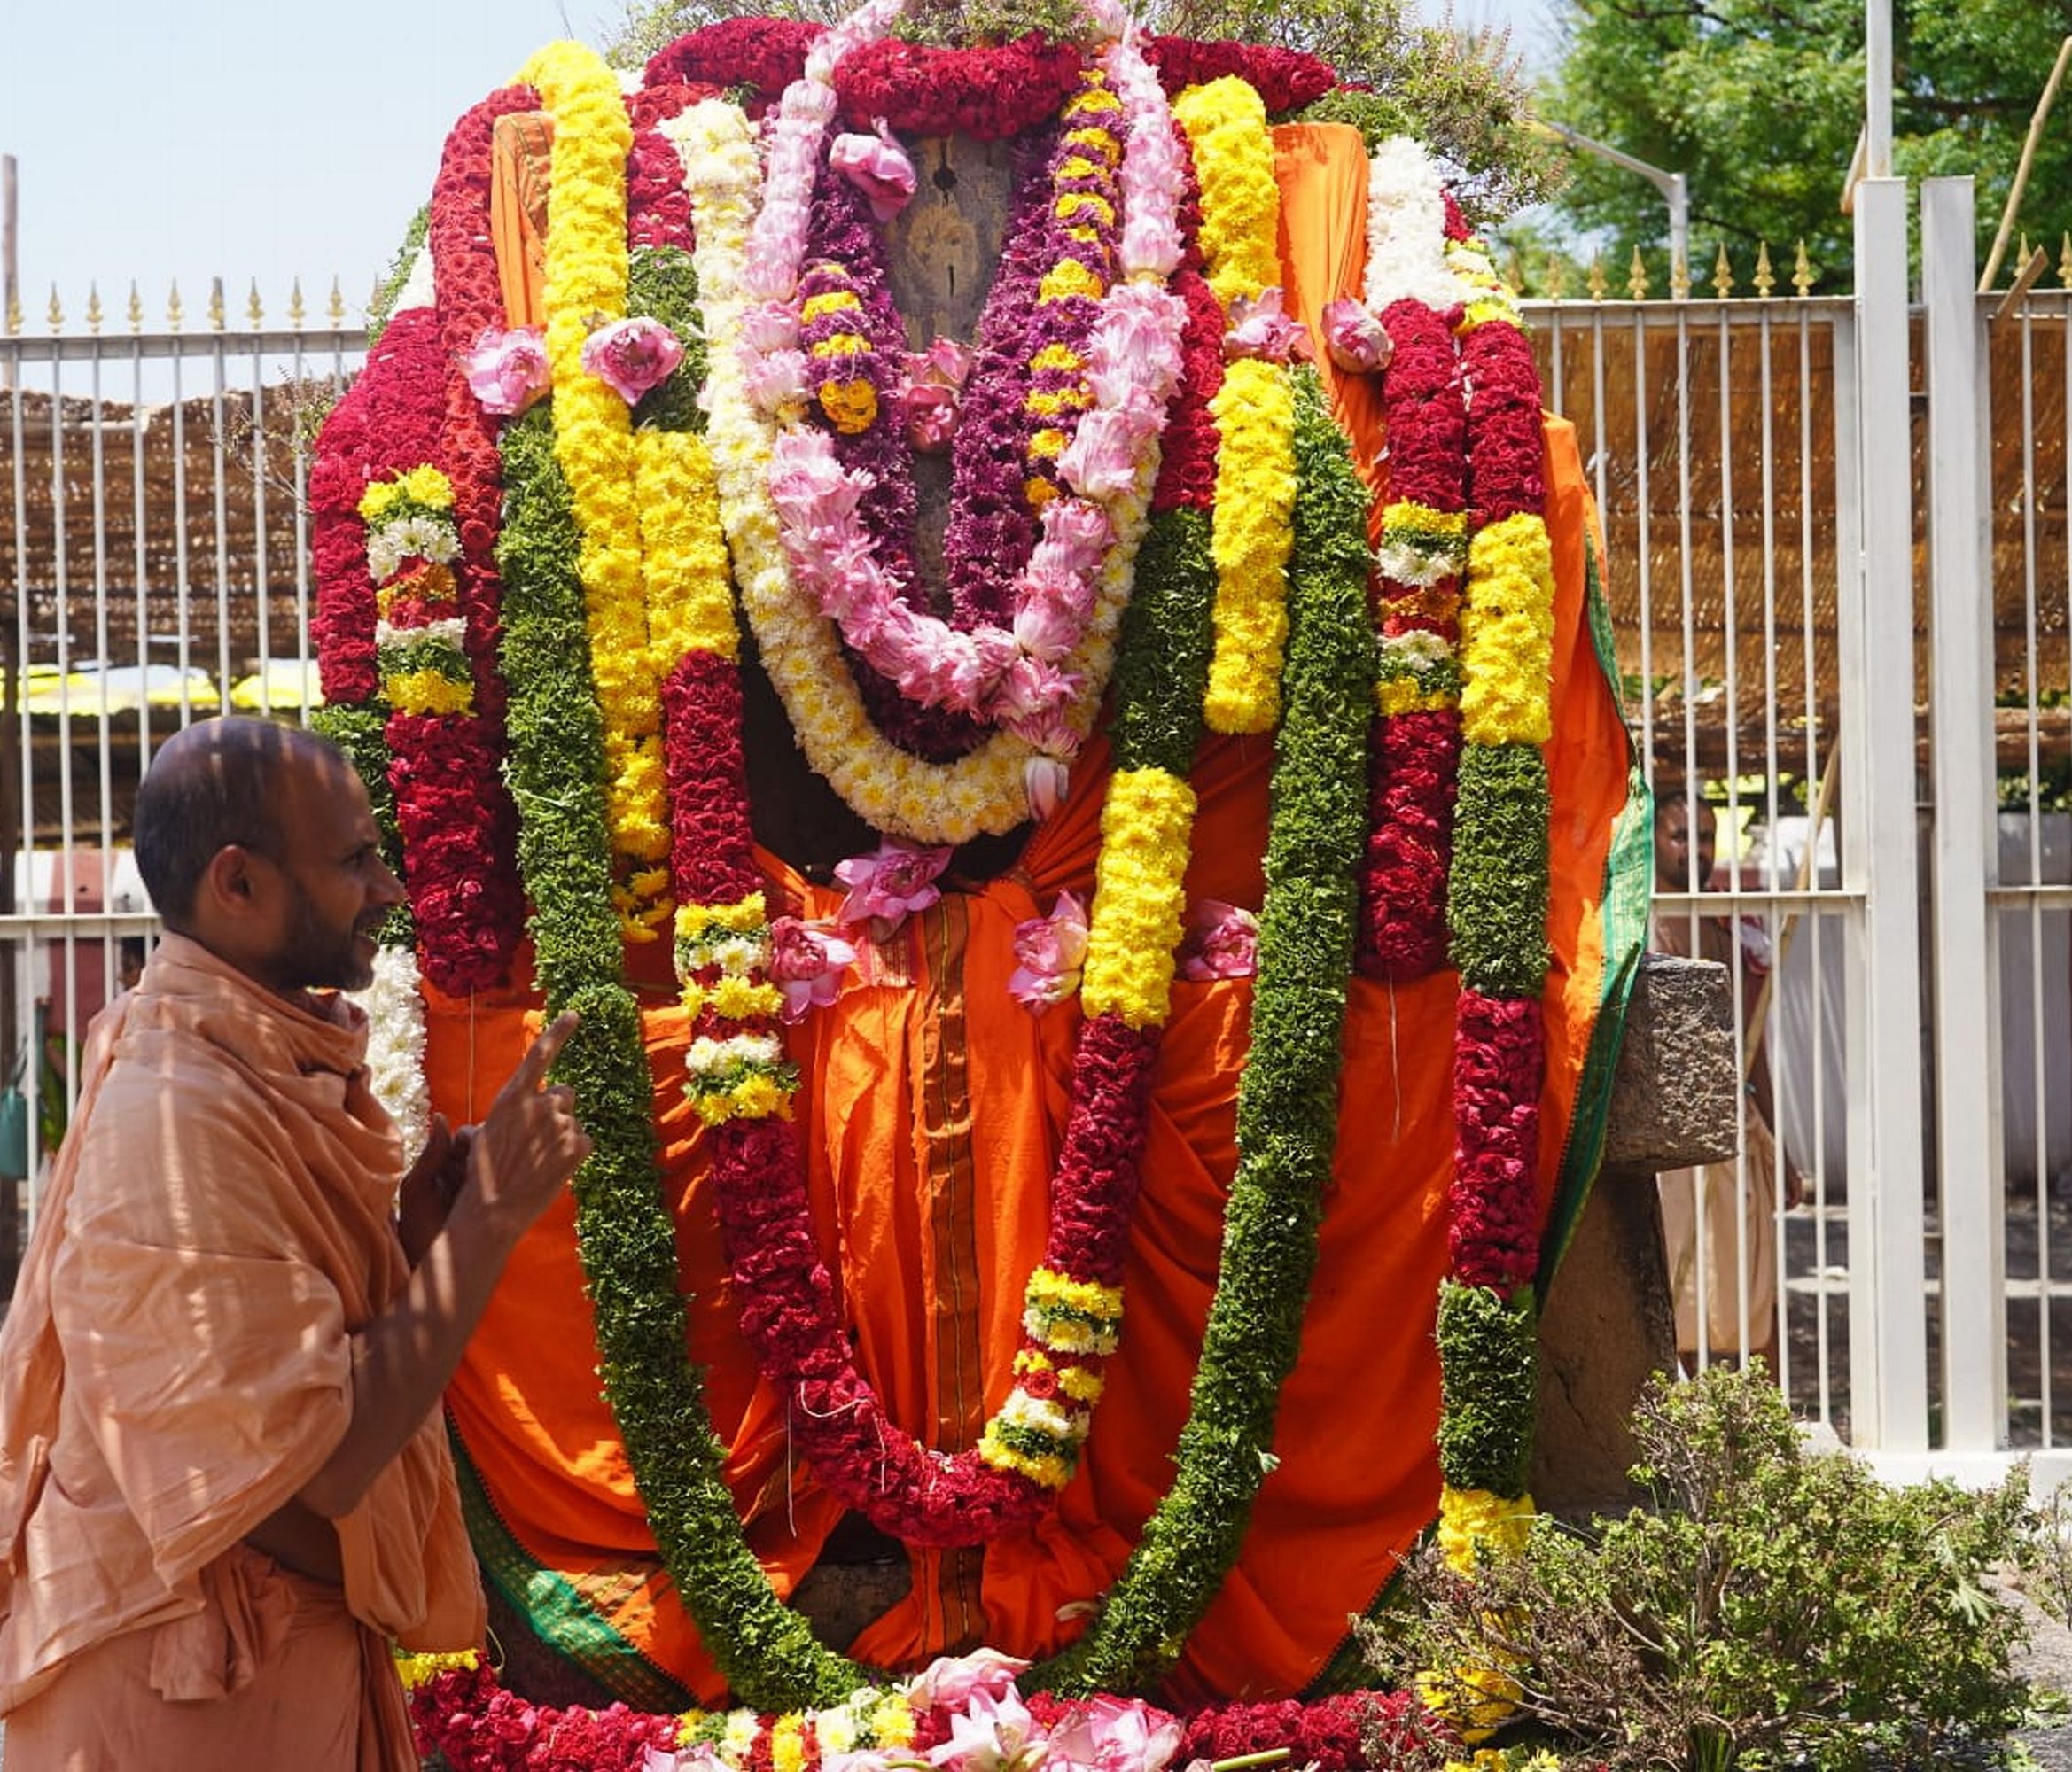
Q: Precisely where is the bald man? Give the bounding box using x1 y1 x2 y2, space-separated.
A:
0 718 590 1768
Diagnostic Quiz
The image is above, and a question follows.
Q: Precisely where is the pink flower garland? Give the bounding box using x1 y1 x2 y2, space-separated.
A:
758 48 1186 758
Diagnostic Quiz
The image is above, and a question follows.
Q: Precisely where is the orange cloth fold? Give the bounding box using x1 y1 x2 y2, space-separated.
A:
0 935 483 1748
436 121 1634 1706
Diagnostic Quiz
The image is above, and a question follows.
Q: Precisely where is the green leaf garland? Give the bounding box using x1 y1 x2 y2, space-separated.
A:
1433 1278 1538 1497
1445 742 1551 1000
1036 367 1375 1698
496 403 869 1706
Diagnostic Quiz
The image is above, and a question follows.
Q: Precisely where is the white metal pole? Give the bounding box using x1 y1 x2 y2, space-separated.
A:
1846 174 1928 1453
1921 176 2006 1454
1866 0 1893 178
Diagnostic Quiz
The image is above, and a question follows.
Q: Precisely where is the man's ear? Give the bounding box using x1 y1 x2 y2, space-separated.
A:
199 844 266 918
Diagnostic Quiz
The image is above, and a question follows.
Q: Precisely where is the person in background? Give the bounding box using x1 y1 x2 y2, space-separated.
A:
115 935 146 995
0 716 591 1768
1653 782 1801 1373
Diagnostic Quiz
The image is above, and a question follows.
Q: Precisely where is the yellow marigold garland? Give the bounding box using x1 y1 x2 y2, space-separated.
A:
523 40 674 942
1079 766 1197 1029
1173 77 1296 735
1458 513 1556 747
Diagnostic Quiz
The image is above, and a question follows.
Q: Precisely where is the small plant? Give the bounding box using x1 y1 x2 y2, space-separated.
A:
1358 1364 2035 1769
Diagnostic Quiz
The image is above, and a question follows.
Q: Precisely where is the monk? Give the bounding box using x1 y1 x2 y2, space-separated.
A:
0 717 591 1768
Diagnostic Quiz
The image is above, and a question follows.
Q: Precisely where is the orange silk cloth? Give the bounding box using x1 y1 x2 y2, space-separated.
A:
0 936 483 1749
436 121 1633 1705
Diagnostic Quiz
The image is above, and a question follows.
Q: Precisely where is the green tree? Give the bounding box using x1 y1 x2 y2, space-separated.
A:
1533 0 2072 292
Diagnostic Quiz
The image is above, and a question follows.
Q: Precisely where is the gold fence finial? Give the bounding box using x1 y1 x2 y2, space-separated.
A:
1587 253 1608 299
247 279 265 330
208 276 226 333
1546 256 1569 300
2060 234 2072 289
327 276 347 330
128 280 144 333
289 278 307 330
1754 241 1775 296
1628 244 1651 300
1670 246 1691 299
4 292 20 337
167 280 184 332
1712 242 1734 298
86 282 103 335
2020 230 2033 270
1792 240 1814 297
46 284 63 333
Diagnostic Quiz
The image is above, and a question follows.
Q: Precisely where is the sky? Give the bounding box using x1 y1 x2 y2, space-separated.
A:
1 0 1557 330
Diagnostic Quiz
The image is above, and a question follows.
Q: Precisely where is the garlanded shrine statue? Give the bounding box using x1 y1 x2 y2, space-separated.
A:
309 0 1647 1739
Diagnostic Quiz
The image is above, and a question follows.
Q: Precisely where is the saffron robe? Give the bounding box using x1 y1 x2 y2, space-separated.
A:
0 934 485 1767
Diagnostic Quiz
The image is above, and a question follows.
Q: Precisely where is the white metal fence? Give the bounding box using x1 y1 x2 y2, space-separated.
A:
3 183 2068 1479
0 285 366 1279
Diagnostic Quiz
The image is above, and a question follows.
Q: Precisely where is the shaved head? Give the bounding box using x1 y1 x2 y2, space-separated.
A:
133 719 347 929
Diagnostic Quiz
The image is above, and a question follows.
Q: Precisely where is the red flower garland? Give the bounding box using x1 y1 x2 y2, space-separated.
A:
310 304 448 703
835 34 1088 138
1354 298 1467 980
410 1663 680 1772
390 84 541 996
665 657 759 904
644 17 824 103
409 1662 1442 1770
1459 320 1545 527
663 633 1165 1542
1141 36 1337 113
1447 989 1543 1294
709 1011 1162 1546
1149 162 1223 517
1165 1691 1440 1772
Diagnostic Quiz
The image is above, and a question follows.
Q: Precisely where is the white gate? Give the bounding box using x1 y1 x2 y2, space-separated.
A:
0 282 365 1273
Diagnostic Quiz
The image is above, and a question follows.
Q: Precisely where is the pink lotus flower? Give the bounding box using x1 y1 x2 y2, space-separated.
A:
461 326 551 416
1321 296 1393 375
767 916 857 1022
1057 407 1147 500
905 1647 1031 1710
900 338 976 453
742 345 812 416
1024 755 1071 822
740 300 802 355
1009 890 1088 1013
1178 899 1258 982
905 382 961 453
834 839 954 937
928 1688 1050 1772
580 315 685 404
1224 286 1313 365
830 120 917 222
1041 1697 1184 1772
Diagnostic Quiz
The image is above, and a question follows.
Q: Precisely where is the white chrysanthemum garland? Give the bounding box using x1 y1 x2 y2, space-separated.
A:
354 941 432 1159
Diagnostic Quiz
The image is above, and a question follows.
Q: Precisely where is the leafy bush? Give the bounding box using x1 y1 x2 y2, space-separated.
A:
1358 1365 2034 1770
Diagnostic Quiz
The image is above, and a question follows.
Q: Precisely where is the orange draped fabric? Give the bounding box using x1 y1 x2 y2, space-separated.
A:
433 121 1635 1706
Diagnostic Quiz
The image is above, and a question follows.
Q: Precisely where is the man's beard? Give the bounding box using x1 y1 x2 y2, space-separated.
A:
273 882 378 993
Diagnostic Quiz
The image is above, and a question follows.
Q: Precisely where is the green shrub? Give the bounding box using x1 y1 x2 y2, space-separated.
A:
1359 1364 2034 1769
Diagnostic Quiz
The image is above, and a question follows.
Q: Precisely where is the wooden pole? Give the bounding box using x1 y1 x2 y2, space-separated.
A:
1981 35 2072 292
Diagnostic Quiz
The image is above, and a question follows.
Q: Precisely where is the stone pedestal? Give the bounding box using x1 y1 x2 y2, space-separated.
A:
1531 951 1737 1515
